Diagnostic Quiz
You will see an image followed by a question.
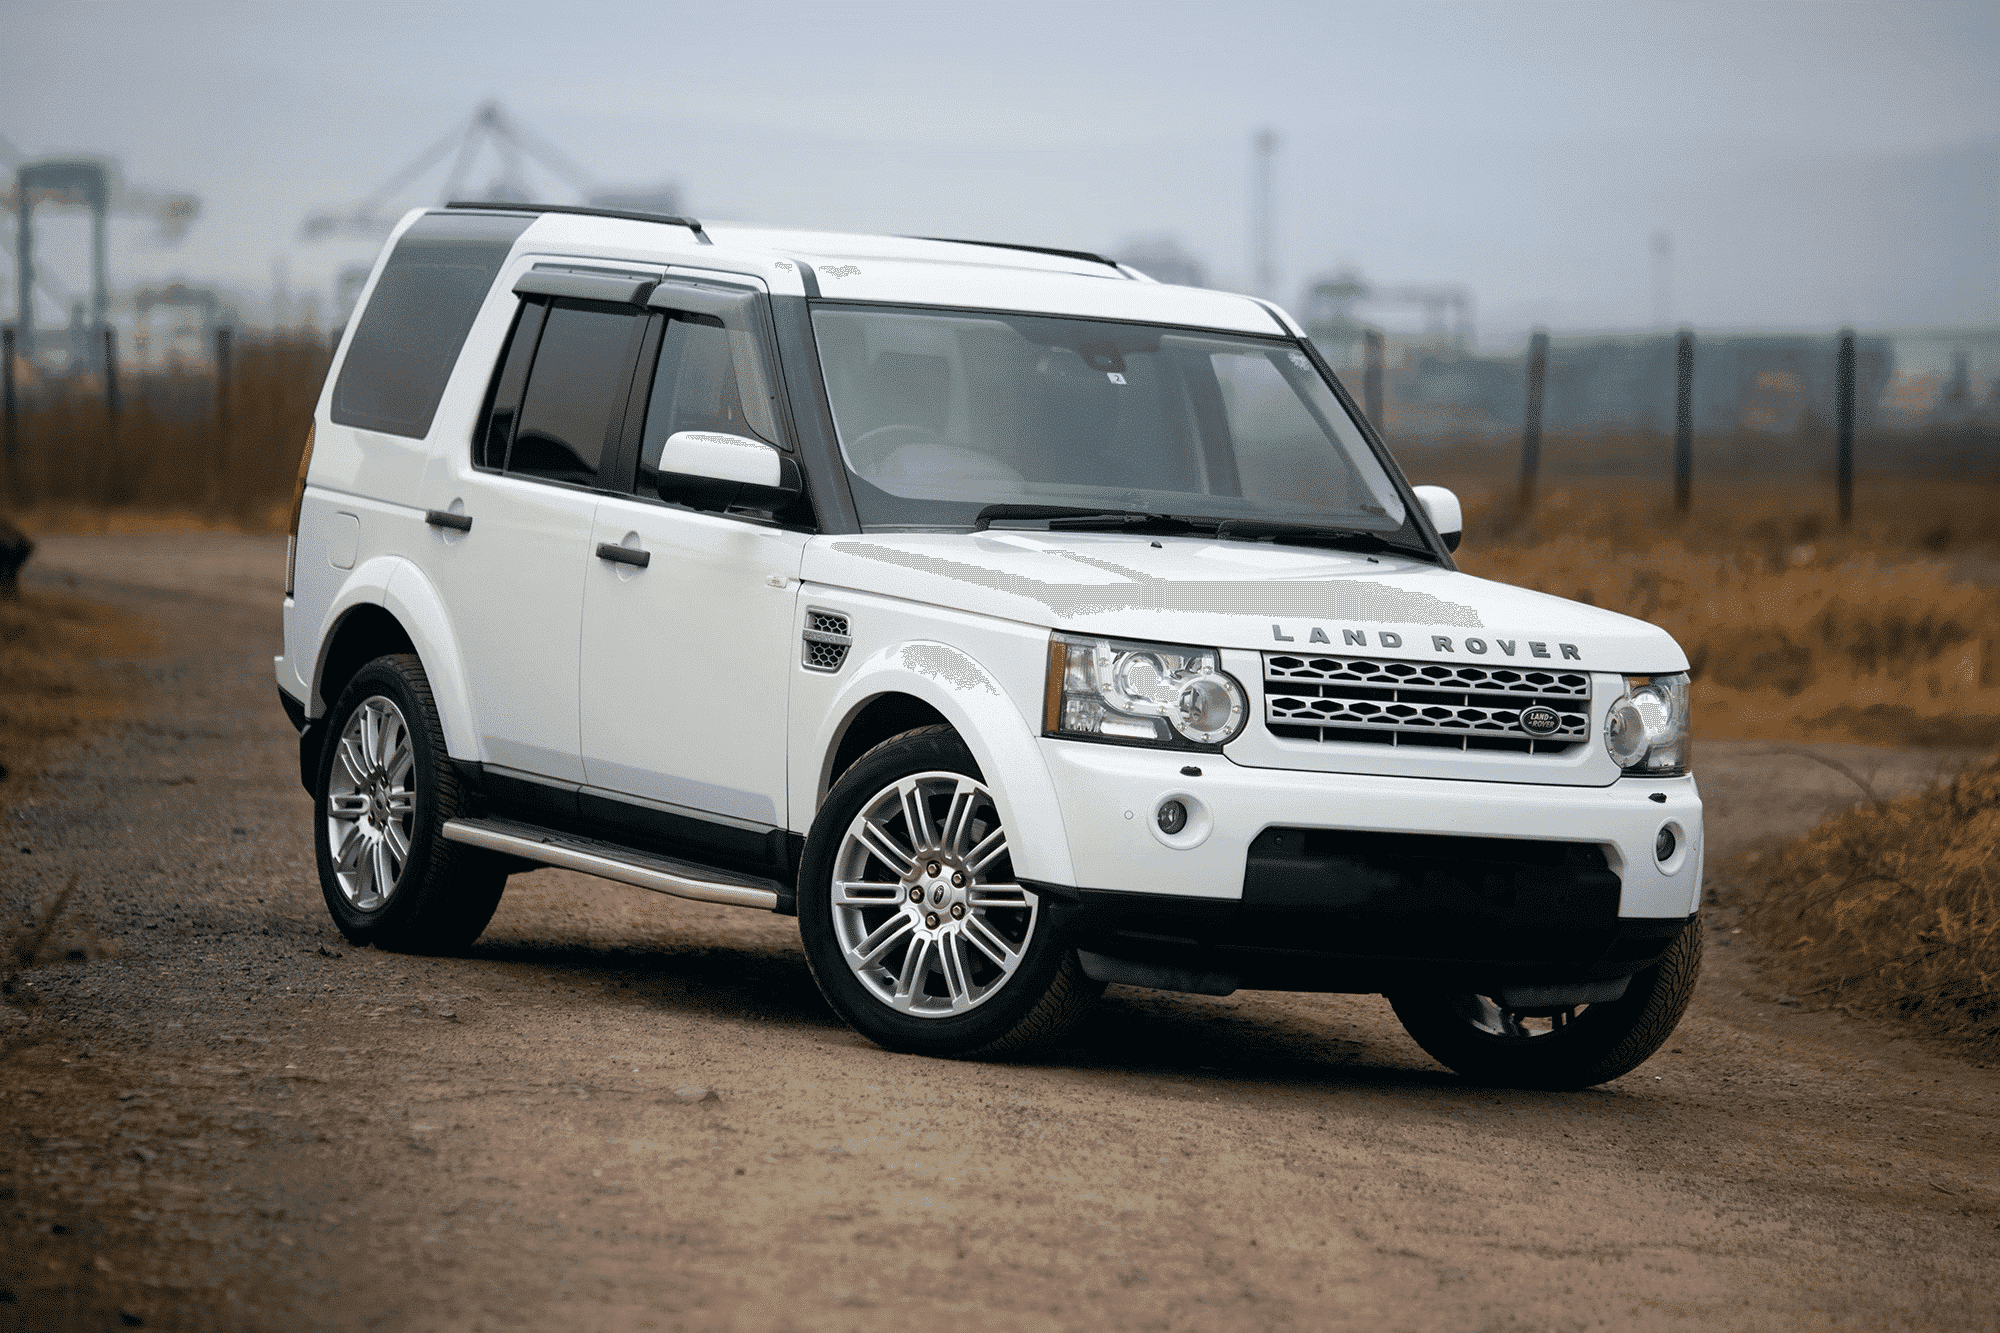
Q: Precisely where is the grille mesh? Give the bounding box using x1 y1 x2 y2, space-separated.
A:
1264 653 1590 754
803 609 852 673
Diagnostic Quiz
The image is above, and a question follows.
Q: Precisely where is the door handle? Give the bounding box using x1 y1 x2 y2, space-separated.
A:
425 510 473 532
596 542 651 569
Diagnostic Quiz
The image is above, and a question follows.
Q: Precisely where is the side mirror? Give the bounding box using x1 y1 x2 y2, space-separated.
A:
655 430 800 512
1413 485 1463 552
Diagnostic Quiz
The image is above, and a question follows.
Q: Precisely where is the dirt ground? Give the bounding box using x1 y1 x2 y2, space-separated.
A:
3 534 1996 1333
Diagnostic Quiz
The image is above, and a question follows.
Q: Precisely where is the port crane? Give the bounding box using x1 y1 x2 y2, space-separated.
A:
4 135 201 359
300 100 681 244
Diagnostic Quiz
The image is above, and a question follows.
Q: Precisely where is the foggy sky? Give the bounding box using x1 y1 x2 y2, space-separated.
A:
3 0 1996 346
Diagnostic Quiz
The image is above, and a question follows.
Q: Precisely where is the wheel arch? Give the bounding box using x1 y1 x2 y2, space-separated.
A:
824 692 951 793
309 556 478 761
804 648 1077 888
317 604 415 718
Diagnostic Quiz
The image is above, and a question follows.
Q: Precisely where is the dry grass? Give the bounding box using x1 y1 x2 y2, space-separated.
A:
1443 481 2000 746
4 335 327 533
1730 759 2000 1056
0 588 158 783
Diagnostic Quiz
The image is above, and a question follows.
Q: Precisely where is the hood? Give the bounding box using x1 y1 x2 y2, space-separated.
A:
802 531 1689 674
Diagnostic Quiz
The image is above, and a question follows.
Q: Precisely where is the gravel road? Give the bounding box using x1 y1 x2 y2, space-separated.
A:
4 533 1996 1333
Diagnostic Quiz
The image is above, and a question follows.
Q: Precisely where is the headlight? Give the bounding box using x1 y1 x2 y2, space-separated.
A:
1045 633 1247 749
1605 673 1690 775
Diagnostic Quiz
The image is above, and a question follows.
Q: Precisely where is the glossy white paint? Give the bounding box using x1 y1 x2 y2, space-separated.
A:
799 530 1688 673
1037 738 1703 918
658 430 784 488
579 496 808 828
1413 485 1463 543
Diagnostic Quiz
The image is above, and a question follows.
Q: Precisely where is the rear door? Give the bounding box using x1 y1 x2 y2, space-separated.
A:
420 273 654 784
578 276 810 832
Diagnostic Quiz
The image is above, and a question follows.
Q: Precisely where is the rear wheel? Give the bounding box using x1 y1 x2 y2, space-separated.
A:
1388 916 1703 1090
314 654 507 952
797 726 1101 1057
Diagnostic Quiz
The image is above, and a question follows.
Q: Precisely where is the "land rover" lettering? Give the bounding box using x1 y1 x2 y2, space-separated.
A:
1274 625 1580 660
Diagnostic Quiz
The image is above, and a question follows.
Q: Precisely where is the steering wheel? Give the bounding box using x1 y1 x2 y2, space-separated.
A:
847 424 936 475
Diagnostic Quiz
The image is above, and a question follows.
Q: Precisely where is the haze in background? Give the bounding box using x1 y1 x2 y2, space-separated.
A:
2 0 1995 346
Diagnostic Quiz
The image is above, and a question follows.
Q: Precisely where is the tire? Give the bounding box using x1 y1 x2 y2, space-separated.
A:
797 725 1102 1057
1388 915 1704 1090
313 654 507 953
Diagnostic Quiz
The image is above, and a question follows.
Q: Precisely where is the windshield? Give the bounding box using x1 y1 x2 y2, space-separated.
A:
812 306 1410 535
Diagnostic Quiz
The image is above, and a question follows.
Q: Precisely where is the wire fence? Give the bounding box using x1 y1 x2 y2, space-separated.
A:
1 321 1995 533
2 328 328 527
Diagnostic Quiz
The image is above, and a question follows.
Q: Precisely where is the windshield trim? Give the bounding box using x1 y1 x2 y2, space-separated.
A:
804 298 1454 568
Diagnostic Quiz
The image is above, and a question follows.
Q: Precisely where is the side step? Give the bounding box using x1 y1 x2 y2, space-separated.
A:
441 816 783 912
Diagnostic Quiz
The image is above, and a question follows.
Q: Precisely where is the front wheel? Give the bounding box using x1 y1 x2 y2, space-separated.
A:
1388 916 1704 1090
797 726 1101 1057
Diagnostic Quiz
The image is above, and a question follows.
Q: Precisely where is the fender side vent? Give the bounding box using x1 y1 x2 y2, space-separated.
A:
803 608 852 673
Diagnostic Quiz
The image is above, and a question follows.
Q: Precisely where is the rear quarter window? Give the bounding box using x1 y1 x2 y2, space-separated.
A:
330 212 532 438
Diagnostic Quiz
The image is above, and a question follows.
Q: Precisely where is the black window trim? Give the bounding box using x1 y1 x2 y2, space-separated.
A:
470 293 652 498
470 281 824 533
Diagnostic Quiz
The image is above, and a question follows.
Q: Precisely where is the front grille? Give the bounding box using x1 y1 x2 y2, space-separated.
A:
803 608 852 673
1264 653 1590 754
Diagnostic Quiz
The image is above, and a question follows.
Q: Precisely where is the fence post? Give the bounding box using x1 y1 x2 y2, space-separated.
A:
1363 328 1385 435
1835 328 1856 527
1520 329 1548 510
1674 329 1694 515
102 327 120 420
213 326 234 516
2 326 16 480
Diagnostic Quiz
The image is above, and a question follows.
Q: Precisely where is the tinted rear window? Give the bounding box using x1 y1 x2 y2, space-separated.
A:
507 302 645 487
330 212 531 438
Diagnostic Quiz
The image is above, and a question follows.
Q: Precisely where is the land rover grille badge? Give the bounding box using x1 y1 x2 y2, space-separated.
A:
1520 705 1562 736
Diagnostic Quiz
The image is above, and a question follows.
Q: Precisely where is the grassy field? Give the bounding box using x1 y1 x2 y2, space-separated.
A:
3 335 326 531
1729 757 2000 1057
0 587 157 784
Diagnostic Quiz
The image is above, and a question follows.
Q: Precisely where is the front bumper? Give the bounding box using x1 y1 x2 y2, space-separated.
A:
1032 738 1702 992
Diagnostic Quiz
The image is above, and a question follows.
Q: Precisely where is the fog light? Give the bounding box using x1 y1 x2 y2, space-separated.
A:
1157 800 1188 835
1655 825 1677 862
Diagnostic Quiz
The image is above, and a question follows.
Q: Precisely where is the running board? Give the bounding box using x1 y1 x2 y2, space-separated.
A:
441 816 782 911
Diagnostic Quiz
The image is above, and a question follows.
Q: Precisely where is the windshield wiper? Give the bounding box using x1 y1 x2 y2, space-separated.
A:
1214 518 1423 557
972 504 1209 534
971 504 1437 560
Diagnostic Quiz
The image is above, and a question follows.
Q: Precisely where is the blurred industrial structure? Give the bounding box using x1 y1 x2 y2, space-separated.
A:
299 100 682 245
3 109 1994 455
1115 234 1208 288
300 100 684 326
2 134 205 374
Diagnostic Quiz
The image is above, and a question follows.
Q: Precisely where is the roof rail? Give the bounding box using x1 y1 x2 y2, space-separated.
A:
445 200 710 244
912 236 1125 274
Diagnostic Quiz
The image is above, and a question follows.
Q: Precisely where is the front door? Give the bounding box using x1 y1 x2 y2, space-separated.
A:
578 286 808 832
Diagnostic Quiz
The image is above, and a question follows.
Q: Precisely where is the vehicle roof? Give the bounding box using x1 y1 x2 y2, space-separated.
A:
468 208 1300 337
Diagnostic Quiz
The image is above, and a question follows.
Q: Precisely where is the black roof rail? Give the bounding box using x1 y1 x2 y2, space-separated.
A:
911 236 1126 274
446 200 709 244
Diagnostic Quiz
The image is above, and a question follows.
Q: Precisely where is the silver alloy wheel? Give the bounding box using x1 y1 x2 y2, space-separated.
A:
1455 994 1581 1037
325 694 417 913
830 770 1036 1018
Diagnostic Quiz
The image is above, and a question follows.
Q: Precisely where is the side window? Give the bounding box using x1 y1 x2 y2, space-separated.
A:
331 212 530 438
492 299 645 488
635 305 786 490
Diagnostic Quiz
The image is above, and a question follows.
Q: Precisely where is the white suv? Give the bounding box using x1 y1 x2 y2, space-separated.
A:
277 204 1703 1089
